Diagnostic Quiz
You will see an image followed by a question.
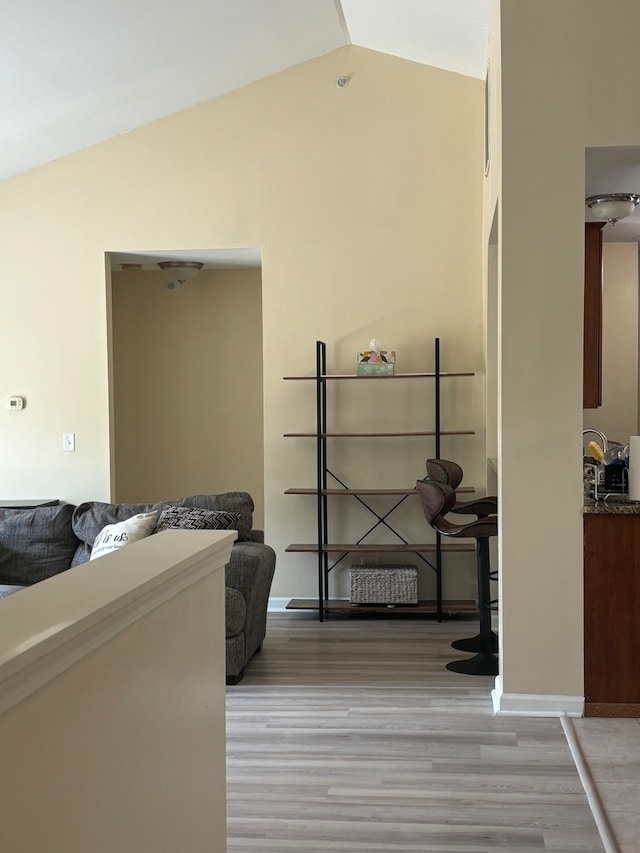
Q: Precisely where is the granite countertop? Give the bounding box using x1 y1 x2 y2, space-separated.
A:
583 496 640 514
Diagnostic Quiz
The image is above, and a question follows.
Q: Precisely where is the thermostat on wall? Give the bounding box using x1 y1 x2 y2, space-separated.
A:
7 396 25 410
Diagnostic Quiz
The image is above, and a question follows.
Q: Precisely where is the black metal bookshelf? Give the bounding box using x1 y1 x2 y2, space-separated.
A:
283 338 475 621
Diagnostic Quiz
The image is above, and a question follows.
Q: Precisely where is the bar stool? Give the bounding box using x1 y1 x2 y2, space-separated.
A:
416 479 498 676
425 458 498 519
424 459 498 653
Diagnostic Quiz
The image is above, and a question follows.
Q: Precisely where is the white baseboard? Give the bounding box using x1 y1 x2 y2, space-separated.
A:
267 597 290 612
490 675 503 713
492 676 584 717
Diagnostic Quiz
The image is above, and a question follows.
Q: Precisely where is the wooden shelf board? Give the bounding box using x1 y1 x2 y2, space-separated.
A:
283 372 475 380
286 543 475 553
286 598 477 614
284 430 475 438
284 487 475 495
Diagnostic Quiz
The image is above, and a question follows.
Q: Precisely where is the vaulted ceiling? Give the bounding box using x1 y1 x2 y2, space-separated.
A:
0 0 492 180
7 1 637 246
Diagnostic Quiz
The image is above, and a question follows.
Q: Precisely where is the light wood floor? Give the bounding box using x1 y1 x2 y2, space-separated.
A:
226 613 609 852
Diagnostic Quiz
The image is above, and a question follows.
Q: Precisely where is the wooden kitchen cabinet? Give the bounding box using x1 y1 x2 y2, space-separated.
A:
583 222 605 408
584 512 640 715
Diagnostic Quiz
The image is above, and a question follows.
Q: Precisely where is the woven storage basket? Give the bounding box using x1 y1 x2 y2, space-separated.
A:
349 565 418 605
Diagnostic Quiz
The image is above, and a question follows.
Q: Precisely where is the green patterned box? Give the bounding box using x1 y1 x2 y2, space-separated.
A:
356 362 394 376
357 348 395 376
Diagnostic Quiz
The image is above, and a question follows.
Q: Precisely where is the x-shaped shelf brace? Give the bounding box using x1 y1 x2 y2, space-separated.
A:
324 469 437 574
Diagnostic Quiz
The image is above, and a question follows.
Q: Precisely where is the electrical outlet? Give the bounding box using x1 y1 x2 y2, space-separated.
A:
63 432 76 452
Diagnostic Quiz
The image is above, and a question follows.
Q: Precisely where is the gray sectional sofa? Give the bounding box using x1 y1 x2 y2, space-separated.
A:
0 492 275 684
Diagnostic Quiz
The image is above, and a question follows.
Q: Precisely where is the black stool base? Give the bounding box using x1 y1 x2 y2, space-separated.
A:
451 631 498 653
446 653 499 677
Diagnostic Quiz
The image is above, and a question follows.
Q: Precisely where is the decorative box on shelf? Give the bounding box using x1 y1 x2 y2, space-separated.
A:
349 565 418 605
356 348 396 376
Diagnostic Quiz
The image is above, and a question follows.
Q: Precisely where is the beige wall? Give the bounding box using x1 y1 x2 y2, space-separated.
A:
496 0 640 699
111 267 264 526
0 45 484 600
0 530 232 853
583 242 639 447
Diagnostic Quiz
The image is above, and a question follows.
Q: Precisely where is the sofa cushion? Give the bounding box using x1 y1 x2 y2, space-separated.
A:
165 493 252 540
156 506 240 532
90 511 158 560
71 492 254 566
225 587 247 638
0 503 79 585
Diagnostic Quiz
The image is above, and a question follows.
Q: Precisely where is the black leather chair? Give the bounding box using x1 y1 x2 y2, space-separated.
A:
416 479 498 676
424 459 498 653
425 458 498 518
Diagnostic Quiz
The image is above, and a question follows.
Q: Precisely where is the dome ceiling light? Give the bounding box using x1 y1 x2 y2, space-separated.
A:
158 261 204 290
585 192 640 225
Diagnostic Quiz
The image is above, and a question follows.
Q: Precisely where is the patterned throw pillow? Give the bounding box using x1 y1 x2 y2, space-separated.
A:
90 510 158 561
156 505 240 532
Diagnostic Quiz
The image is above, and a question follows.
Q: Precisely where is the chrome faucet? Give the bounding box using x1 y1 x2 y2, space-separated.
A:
583 428 608 454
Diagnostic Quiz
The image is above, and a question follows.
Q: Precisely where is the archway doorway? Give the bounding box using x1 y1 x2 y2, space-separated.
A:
106 248 265 528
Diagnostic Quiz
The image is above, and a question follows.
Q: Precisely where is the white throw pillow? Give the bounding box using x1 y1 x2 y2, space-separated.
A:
89 511 158 561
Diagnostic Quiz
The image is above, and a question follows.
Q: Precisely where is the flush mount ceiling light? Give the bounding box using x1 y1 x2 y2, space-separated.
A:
585 193 640 225
157 261 204 290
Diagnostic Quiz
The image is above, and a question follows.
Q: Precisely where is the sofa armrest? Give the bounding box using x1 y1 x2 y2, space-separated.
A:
225 541 275 658
249 529 264 544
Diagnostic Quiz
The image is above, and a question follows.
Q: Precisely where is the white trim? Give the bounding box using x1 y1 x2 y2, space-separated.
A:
0 530 234 716
332 0 351 44
492 677 585 717
562 716 619 852
268 597 291 612
491 674 503 713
